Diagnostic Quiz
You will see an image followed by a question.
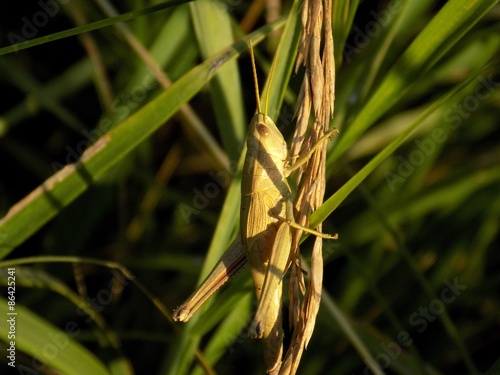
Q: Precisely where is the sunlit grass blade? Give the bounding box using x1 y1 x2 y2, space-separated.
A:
329 0 499 163
0 21 285 260
260 7 300 121
0 266 134 374
312 60 497 375
314 59 496 228
163 174 243 375
191 289 252 375
190 0 246 159
0 0 191 56
0 296 111 375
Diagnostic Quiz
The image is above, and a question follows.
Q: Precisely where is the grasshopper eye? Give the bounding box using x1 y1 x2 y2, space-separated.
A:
258 124 269 136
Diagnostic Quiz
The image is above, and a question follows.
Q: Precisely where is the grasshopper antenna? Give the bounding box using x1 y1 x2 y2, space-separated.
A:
250 39 279 118
249 40 261 114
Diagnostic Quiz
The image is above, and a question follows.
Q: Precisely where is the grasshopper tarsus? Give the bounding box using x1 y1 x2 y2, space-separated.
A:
326 127 340 139
320 232 339 240
279 216 338 240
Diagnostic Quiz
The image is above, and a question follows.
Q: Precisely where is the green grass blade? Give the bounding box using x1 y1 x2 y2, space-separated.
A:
0 58 95 137
311 60 496 375
0 58 87 133
0 296 110 375
486 358 500 375
0 265 134 373
163 168 243 375
321 293 386 375
0 21 285 260
0 0 192 56
313 60 494 228
126 5 195 88
260 10 301 121
190 0 246 160
330 0 499 162
191 290 252 375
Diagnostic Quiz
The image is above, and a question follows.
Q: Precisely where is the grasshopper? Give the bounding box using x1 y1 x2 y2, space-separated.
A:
173 41 337 373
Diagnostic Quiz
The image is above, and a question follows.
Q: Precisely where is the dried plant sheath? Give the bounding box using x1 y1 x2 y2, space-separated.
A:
280 0 336 372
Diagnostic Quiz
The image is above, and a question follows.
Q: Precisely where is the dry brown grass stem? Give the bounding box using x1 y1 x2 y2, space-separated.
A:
279 0 336 372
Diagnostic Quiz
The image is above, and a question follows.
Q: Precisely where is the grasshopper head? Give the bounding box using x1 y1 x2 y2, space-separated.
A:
248 113 288 162
247 41 287 164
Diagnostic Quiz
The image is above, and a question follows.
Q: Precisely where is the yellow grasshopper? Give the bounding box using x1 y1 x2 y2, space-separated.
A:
173 42 337 373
